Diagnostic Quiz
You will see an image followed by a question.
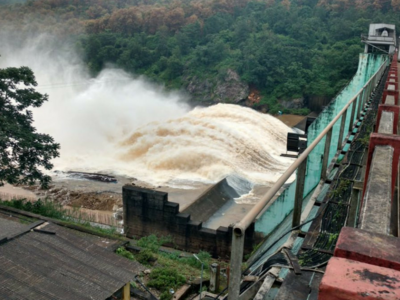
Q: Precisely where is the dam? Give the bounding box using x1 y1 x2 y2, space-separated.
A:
1 22 399 300
224 23 400 300
121 23 400 298
114 23 400 300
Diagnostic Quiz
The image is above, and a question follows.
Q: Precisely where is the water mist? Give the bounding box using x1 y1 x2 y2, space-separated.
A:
0 32 294 187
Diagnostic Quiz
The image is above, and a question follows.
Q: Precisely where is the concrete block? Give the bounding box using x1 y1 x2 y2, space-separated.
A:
335 227 400 271
385 94 395 105
176 213 190 224
164 202 179 213
187 220 202 233
376 105 400 135
363 133 400 206
319 257 400 300
385 82 398 91
199 227 217 239
216 226 229 237
360 145 392 235
147 210 164 221
382 90 399 105
377 111 394 134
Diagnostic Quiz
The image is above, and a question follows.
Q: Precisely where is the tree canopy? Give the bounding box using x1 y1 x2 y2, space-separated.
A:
1 0 399 113
0 65 59 188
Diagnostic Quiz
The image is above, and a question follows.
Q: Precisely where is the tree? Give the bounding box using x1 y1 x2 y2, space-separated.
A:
0 65 59 188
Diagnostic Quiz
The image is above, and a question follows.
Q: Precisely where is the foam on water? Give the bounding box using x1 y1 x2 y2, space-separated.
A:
0 32 294 187
120 104 294 185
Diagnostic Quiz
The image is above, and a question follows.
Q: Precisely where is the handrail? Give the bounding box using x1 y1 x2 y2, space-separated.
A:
228 56 388 299
233 60 387 237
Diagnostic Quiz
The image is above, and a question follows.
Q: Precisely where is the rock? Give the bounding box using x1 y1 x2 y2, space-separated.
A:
113 207 123 220
144 269 151 275
213 69 249 103
184 69 249 104
278 97 304 109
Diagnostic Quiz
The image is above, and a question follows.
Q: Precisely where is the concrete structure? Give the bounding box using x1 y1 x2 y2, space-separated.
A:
335 227 400 272
360 144 393 235
319 51 400 300
362 24 397 54
227 50 388 299
122 185 257 258
319 257 400 300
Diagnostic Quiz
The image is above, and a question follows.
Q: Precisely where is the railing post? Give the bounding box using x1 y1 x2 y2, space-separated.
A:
210 263 220 293
292 157 307 228
229 231 245 300
321 127 333 181
357 93 363 120
361 88 368 111
338 109 347 151
368 81 373 98
348 99 357 132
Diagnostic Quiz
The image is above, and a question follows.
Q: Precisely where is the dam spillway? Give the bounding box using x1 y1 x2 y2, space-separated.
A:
229 24 400 300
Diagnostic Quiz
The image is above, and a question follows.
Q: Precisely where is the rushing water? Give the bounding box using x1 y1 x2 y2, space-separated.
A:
0 32 294 187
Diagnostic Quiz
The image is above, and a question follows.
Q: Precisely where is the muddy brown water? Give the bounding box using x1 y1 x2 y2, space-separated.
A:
275 114 306 128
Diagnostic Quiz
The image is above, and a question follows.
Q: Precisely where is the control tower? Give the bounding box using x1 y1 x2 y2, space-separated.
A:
362 23 397 54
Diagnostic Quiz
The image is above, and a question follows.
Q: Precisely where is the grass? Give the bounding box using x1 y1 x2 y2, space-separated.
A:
114 234 229 296
134 234 213 279
0 197 120 238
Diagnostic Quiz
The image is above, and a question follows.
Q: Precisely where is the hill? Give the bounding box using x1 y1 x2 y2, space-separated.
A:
1 0 399 113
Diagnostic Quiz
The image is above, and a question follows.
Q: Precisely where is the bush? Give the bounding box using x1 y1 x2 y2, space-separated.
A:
181 251 212 269
136 248 155 265
148 267 186 292
137 234 171 253
160 291 172 300
116 247 135 260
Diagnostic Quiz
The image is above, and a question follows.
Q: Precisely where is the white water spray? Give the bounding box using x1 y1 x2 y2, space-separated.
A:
0 32 294 187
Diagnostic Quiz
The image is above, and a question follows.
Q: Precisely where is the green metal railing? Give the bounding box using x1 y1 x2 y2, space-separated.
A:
228 55 388 299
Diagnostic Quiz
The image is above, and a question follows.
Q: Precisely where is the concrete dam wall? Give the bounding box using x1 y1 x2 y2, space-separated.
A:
123 184 257 258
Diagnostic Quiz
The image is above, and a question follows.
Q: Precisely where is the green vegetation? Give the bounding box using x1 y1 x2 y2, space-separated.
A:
1 0 399 113
0 198 64 219
114 234 218 295
148 268 186 294
116 247 135 260
0 198 118 236
137 234 171 252
136 249 156 265
0 65 59 188
330 179 351 201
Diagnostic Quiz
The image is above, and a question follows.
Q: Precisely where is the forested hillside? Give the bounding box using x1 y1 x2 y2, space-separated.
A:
1 0 399 113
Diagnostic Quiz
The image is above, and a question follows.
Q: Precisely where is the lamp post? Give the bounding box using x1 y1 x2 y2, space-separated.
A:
193 254 204 299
